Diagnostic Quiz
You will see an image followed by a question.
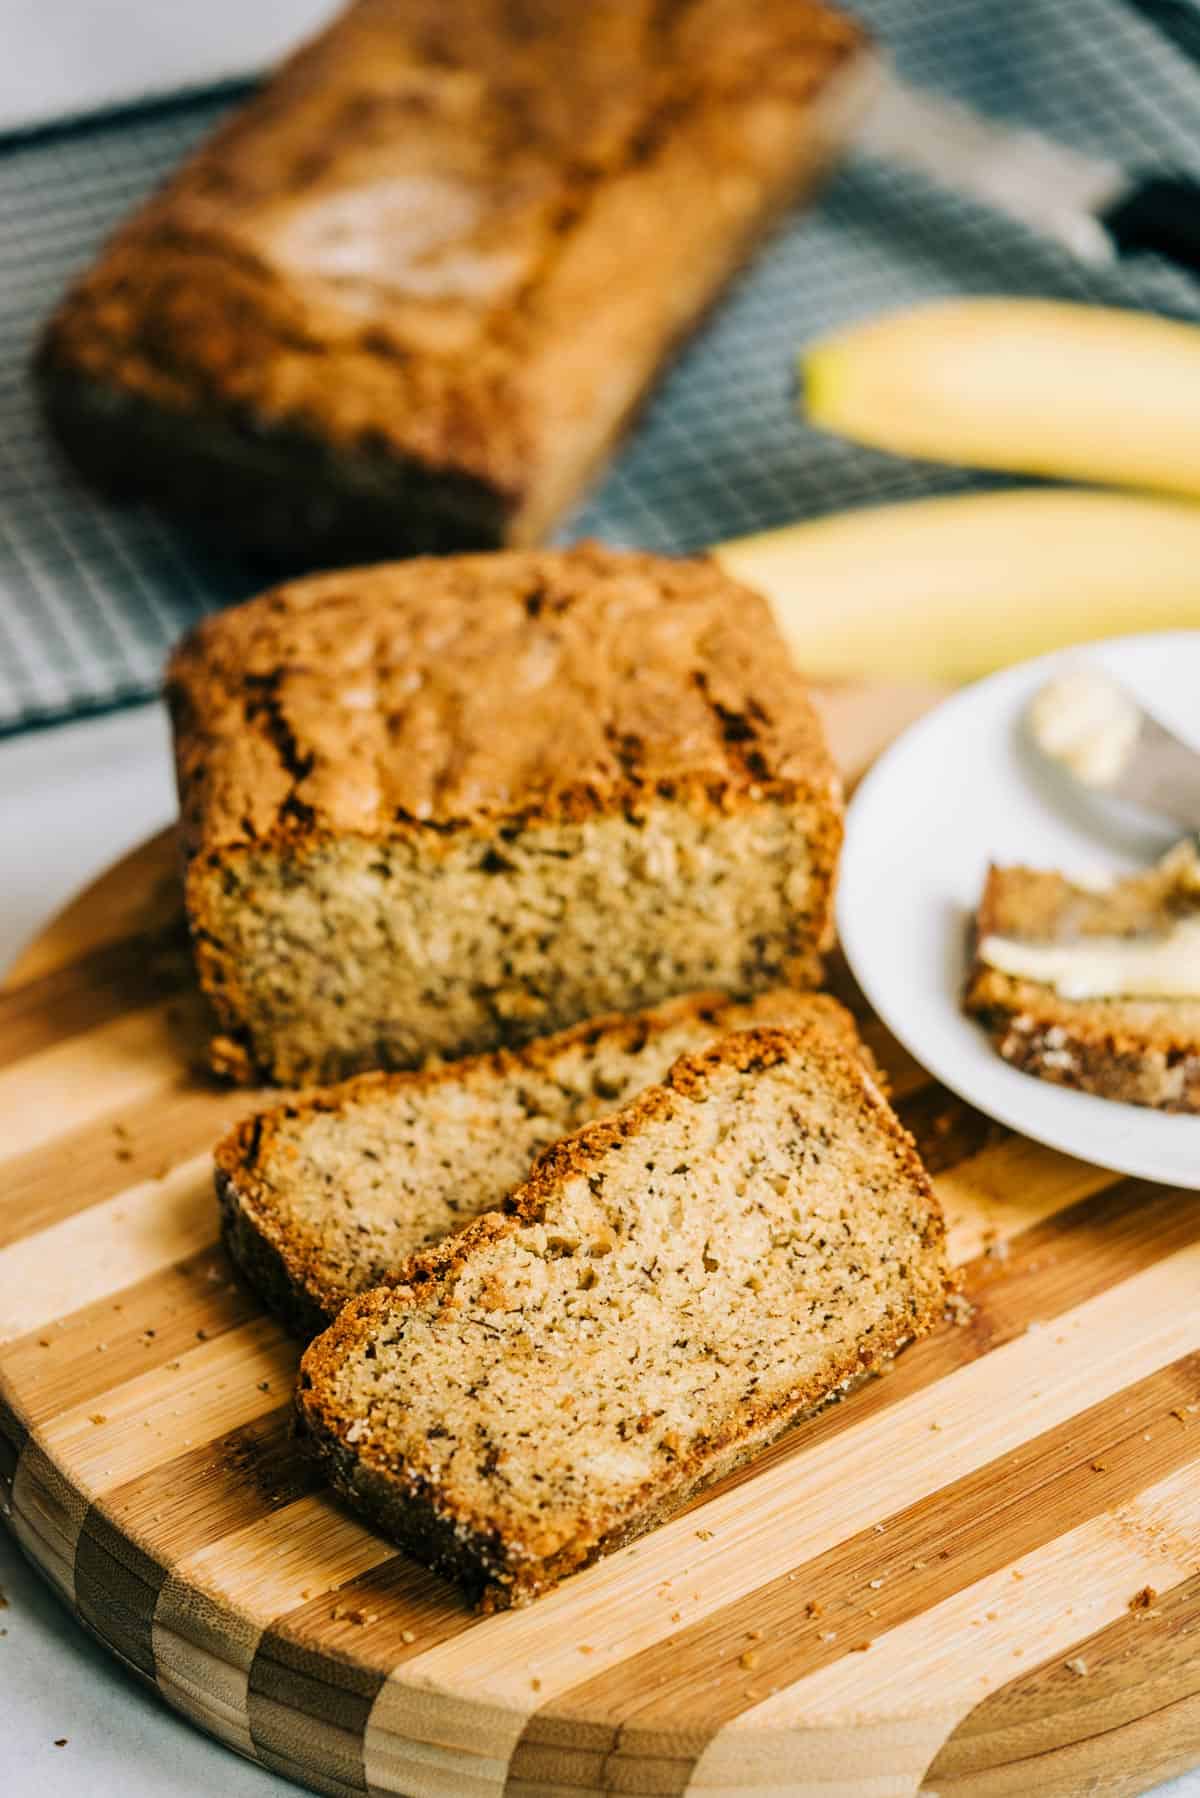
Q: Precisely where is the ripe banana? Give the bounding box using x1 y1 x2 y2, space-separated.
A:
715 488 1200 684
801 298 1200 498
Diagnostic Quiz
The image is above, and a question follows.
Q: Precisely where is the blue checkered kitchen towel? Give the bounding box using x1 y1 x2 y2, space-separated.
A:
3 0 1200 734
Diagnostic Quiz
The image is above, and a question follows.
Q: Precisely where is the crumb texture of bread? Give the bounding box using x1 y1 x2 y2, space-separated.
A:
37 0 867 560
964 844 1200 1111
297 1024 947 1609
169 545 843 1085
217 990 867 1335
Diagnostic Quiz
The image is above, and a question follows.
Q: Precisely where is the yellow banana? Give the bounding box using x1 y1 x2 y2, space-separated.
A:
802 298 1200 498
715 488 1200 684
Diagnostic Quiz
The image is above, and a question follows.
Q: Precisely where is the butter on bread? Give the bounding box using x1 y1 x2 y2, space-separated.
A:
964 843 1200 1111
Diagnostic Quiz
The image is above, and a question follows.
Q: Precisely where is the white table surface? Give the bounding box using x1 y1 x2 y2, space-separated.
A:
0 702 1197 1797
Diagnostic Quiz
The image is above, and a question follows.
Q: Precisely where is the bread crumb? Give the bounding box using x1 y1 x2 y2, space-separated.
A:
531 1677 542 1692
695 1528 714 1541
850 1641 872 1653
401 1629 416 1644
54 1738 68 1748
929 1420 942 1432
945 1293 974 1326
805 1600 823 1618
88 1413 107 1426
1170 1408 1189 1424
671 1611 681 1623
37 1338 50 1348
257 1380 271 1392
1090 1460 1108 1472
746 1629 763 1641
1129 1585 1157 1612
868 1578 884 1590
819 1631 837 1643
1065 1657 1088 1677
738 1651 760 1671
578 1644 594 1654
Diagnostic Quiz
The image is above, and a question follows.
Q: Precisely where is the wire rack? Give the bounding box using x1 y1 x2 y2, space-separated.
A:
2 0 1200 734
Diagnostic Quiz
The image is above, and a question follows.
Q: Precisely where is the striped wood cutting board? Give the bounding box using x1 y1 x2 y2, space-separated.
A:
1 681 1199 1798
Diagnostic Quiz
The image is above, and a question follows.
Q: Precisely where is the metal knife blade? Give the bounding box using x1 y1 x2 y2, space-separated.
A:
857 68 1132 267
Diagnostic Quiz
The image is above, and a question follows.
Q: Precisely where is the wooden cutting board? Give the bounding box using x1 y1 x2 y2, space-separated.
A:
2 682 1199 1798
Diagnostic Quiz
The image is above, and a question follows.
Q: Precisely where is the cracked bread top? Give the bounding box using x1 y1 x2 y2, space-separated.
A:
40 0 864 513
167 543 841 859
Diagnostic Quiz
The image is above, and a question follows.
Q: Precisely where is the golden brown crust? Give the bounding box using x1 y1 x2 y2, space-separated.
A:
166 543 842 857
170 546 843 1084
216 990 875 1332
37 0 868 557
964 861 1200 1111
297 1022 947 1608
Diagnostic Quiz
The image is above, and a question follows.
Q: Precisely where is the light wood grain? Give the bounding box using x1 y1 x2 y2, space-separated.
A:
1 682 1198 1798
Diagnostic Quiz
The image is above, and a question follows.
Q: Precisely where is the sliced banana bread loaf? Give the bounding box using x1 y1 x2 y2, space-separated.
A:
964 841 1200 1111
218 990 871 1337
168 544 843 1085
297 1022 946 1609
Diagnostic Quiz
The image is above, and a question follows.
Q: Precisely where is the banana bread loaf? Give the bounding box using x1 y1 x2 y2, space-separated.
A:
217 989 872 1336
297 1022 947 1609
964 841 1200 1111
168 544 844 1085
37 0 869 562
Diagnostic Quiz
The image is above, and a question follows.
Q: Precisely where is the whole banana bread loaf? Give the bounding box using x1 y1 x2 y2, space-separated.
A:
297 1022 947 1609
37 0 870 562
217 989 872 1336
168 544 844 1085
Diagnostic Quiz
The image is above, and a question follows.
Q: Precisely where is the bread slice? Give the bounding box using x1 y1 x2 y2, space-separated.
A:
963 842 1200 1111
218 990 875 1338
297 1022 946 1609
37 0 869 564
167 545 843 1086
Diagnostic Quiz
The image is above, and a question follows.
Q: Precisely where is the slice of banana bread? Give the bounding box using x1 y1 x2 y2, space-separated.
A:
297 1023 947 1609
37 0 868 563
218 990 872 1337
168 544 844 1085
964 841 1200 1111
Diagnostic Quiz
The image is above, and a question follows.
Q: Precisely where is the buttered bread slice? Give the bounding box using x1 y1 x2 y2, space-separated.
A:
218 990 869 1337
297 1023 947 1609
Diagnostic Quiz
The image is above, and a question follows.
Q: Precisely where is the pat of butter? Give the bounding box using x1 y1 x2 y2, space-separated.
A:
1029 668 1140 788
980 916 1200 1000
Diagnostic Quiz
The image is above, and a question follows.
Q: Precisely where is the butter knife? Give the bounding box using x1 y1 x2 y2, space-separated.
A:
859 65 1200 277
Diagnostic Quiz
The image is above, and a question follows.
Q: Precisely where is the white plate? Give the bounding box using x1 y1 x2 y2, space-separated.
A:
837 631 1200 1189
